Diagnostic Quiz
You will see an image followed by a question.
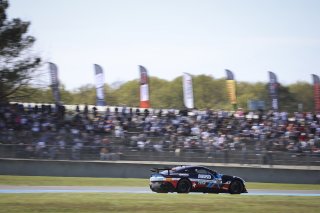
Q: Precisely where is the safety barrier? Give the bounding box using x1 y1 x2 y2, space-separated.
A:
0 158 319 184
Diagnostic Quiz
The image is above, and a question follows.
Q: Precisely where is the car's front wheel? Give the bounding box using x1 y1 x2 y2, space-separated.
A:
177 179 191 193
229 180 244 194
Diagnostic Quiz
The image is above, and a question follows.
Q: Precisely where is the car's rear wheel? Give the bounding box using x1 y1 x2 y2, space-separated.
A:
177 179 191 193
229 180 243 194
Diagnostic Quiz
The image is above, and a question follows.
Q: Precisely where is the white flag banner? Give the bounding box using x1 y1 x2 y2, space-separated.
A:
140 84 149 101
183 72 194 109
94 64 106 106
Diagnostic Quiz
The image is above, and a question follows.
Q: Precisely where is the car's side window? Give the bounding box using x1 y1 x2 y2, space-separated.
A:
179 169 190 173
195 168 212 180
195 168 208 174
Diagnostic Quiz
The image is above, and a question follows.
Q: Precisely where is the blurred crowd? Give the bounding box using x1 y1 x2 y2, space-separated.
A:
0 103 320 162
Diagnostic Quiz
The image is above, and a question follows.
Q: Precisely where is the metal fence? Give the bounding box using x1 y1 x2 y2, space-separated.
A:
0 143 319 166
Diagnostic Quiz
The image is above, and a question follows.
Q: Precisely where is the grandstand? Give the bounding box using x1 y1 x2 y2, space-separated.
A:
0 102 319 166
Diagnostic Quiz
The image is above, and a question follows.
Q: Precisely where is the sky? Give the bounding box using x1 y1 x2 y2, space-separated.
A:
7 0 320 90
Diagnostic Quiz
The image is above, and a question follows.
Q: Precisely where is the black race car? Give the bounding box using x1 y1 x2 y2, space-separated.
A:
150 165 247 194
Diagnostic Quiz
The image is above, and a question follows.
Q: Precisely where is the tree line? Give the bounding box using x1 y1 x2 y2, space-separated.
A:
11 75 314 112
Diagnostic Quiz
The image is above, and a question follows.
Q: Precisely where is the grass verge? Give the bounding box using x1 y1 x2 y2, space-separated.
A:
1 175 320 190
0 193 319 213
0 175 148 186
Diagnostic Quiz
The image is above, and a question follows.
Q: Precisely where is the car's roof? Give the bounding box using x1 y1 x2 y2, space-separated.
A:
171 165 210 171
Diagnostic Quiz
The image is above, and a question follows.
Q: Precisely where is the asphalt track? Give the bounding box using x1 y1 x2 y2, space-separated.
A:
0 186 320 196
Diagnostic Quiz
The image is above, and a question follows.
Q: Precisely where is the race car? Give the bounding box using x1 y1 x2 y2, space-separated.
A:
149 165 247 194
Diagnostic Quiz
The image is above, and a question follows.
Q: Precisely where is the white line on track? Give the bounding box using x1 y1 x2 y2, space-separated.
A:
0 186 319 196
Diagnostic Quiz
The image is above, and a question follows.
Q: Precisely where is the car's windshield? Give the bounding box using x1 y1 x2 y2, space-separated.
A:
159 170 169 175
159 167 185 174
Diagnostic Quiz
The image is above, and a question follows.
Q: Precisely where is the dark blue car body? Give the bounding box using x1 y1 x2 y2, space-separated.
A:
150 165 247 194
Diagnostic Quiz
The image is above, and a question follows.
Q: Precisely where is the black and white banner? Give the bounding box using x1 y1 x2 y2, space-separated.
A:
268 71 279 110
48 62 61 105
94 64 106 106
183 72 194 109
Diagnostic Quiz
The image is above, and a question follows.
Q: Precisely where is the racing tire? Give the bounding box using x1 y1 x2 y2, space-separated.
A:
229 180 244 194
177 179 191 194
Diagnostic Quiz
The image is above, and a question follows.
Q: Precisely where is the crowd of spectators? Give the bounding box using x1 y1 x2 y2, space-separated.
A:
0 102 320 163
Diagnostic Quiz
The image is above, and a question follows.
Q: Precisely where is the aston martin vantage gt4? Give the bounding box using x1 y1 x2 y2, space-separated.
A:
150 165 247 194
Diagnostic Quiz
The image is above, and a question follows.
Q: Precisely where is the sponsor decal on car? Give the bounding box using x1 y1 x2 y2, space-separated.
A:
198 174 211 179
222 185 229 190
206 181 219 189
192 182 197 188
197 180 207 185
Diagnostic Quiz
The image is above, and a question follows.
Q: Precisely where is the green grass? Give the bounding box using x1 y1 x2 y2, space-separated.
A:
0 175 148 186
0 175 319 213
246 182 320 190
0 193 319 213
1 175 320 190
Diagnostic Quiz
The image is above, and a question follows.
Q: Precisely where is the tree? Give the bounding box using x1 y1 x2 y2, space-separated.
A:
276 85 298 112
237 82 268 110
114 80 139 107
148 77 171 108
71 84 96 105
158 77 184 109
193 76 228 110
12 86 52 103
0 0 41 103
288 82 313 112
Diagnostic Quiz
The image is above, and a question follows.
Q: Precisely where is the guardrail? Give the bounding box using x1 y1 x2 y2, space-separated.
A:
0 158 319 184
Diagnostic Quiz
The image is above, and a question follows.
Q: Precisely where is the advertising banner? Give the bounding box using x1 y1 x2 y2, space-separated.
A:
183 72 194 109
48 62 61 105
94 64 106 106
139 65 150 108
268 71 279 110
312 74 320 112
225 69 237 106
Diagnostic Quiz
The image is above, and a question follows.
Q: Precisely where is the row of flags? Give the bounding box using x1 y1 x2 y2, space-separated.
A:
48 62 320 112
48 63 152 108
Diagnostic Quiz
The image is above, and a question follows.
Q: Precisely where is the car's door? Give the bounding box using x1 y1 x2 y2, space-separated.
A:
194 168 222 189
194 168 213 180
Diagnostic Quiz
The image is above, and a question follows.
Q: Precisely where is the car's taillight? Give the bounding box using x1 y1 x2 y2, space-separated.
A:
150 175 166 182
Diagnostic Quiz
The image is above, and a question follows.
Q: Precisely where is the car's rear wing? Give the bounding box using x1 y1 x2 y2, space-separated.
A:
150 168 171 174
